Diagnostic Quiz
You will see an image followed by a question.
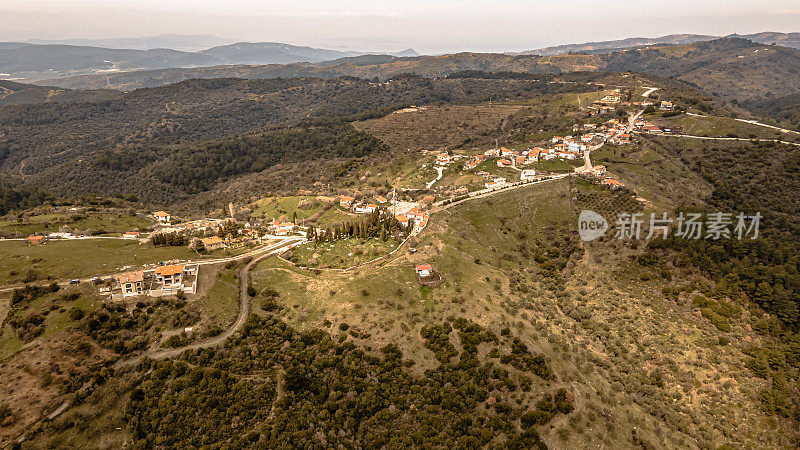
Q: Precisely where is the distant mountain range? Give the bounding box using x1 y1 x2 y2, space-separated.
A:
0 40 421 82
24 34 235 52
521 32 800 55
35 38 800 107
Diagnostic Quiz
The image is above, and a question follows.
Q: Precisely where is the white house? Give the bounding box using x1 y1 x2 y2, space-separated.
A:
153 211 171 224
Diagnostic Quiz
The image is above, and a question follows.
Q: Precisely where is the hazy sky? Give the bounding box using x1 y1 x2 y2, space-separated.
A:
2 0 799 53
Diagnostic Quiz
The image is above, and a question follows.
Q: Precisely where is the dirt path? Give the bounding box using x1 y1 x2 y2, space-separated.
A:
13 238 303 444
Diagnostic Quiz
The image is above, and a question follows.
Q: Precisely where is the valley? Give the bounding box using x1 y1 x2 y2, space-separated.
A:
0 33 799 449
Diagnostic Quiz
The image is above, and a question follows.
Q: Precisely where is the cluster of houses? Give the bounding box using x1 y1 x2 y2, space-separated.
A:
393 204 430 232
574 119 632 145
107 263 199 300
590 88 674 113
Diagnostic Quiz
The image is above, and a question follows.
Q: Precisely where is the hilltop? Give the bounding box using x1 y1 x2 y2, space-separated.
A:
521 31 800 55
37 38 800 111
0 41 418 82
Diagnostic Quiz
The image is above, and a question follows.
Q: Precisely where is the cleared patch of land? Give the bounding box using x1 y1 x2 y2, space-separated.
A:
0 239 201 285
0 211 150 237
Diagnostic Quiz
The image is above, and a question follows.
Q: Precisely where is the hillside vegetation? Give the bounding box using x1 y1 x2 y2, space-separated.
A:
0 75 598 205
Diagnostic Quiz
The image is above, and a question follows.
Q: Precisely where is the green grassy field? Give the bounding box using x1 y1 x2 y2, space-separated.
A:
197 266 239 328
474 159 520 179
288 237 400 269
249 196 326 221
553 89 615 108
530 158 583 173
0 239 201 285
313 206 359 228
0 212 150 237
397 163 438 189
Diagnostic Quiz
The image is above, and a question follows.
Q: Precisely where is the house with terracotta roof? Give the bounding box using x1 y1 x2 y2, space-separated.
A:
156 265 185 286
435 154 453 165
339 196 355 208
201 236 225 251
123 231 140 239
415 264 432 278
268 219 296 236
153 211 171 224
117 271 144 297
497 159 512 168
602 178 625 188
374 195 388 204
395 214 410 227
26 235 46 245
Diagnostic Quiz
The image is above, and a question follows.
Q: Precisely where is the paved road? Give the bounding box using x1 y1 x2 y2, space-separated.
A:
642 87 659 98
115 238 303 367
433 174 569 212
426 166 444 189
733 118 800 136
647 132 800 148
0 237 300 294
14 236 303 444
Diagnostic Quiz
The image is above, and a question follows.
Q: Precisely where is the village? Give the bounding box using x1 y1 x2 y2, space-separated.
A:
8 87 680 300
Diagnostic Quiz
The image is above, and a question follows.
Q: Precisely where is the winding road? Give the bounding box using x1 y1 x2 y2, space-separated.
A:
426 165 444 189
0 237 302 294
12 236 304 444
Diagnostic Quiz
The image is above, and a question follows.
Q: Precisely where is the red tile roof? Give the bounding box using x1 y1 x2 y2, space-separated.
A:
156 265 184 276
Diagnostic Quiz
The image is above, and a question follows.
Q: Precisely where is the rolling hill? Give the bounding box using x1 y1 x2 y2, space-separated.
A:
38 38 800 108
522 31 800 55
0 75 593 205
0 41 418 82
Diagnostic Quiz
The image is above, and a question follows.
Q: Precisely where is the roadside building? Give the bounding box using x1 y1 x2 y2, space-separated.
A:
153 211 171 224
117 271 145 297
123 231 140 239
26 235 46 245
353 203 378 214
156 265 185 286
339 196 355 208
200 236 225 251
602 178 625 188
521 169 537 181
269 220 296 235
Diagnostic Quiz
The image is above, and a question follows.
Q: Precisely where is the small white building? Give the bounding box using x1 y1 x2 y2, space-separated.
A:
153 211 171 224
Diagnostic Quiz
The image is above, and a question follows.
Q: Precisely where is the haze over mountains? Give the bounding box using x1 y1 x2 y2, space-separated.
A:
522 32 800 55
24 34 235 52
0 39 421 82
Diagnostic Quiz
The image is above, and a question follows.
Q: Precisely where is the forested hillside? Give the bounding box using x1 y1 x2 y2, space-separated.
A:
0 80 118 107
35 38 800 130
0 75 599 205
